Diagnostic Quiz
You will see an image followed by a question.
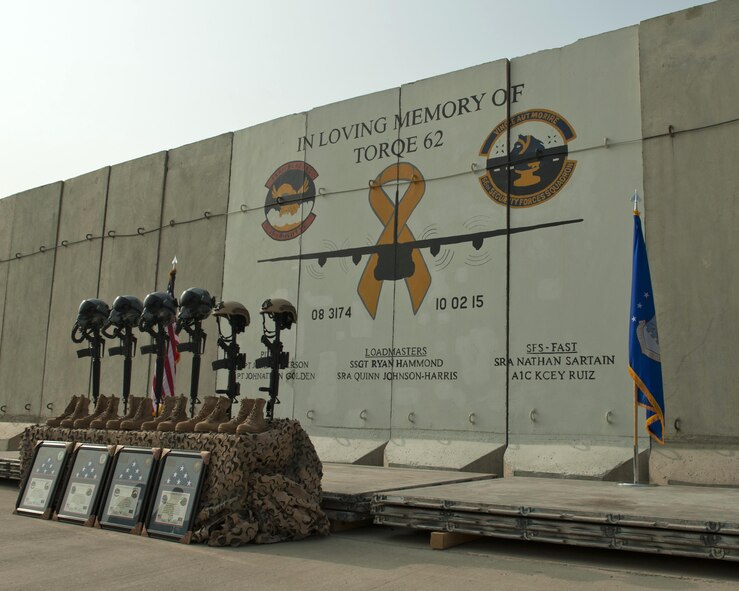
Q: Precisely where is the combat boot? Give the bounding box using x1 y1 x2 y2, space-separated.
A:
175 396 218 433
218 398 254 434
120 396 154 430
74 395 109 429
46 395 79 427
157 395 189 431
90 396 120 429
60 397 90 428
194 396 231 432
236 398 267 434
140 395 177 430
107 396 139 430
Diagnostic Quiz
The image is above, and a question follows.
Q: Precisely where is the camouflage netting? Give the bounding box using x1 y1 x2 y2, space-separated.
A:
19 419 330 546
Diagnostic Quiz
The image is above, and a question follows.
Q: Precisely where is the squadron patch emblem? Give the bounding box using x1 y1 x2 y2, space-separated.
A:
478 109 577 208
262 161 318 240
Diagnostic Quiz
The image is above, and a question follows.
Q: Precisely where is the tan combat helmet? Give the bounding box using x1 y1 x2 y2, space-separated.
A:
260 298 297 330
213 300 250 333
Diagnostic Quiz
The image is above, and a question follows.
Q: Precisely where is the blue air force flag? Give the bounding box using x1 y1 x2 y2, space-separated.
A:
628 212 665 443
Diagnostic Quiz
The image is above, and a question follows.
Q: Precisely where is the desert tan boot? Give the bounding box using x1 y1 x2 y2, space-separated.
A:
107 396 140 430
194 396 232 433
218 398 254 434
156 395 189 431
120 396 154 430
140 395 177 430
90 396 120 429
60 397 90 428
236 398 267 434
175 396 218 433
74 395 110 429
46 395 79 427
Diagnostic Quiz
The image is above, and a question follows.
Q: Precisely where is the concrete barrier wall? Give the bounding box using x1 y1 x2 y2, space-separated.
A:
0 196 16 372
97 152 167 402
154 134 232 408
386 62 509 472
0 183 61 419
41 168 109 417
639 0 739 485
1 1 736 484
505 26 644 480
298 89 401 464
222 114 306 421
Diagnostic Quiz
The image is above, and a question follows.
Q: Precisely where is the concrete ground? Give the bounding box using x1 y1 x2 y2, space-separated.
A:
1 480 737 591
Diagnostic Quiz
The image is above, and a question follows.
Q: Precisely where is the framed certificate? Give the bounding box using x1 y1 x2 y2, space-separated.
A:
143 449 209 543
15 441 73 519
98 447 160 534
56 444 114 526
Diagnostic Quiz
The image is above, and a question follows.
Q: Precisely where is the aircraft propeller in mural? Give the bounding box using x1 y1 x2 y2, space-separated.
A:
258 162 583 318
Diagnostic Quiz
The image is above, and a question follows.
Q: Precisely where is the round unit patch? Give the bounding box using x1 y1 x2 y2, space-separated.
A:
478 109 577 208
262 161 318 241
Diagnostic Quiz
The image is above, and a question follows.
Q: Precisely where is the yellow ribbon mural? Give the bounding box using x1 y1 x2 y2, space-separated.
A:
358 163 432 319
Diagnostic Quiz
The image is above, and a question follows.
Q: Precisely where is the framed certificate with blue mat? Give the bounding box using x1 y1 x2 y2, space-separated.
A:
143 449 209 543
56 443 114 526
15 440 74 519
98 446 160 534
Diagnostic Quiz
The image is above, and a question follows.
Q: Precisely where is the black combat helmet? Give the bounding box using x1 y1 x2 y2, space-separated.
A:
76 299 111 331
107 295 144 328
139 291 177 330
178 287 214 322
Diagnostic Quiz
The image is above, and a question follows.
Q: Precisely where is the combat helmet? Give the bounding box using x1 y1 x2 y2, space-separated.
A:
213 300 250 334
75 299 111 331
139 291 177 330
178 287 215 322
260 297 297 329
107 295 144 328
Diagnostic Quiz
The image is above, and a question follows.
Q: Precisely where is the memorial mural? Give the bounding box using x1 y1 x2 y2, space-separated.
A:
221 35 640 471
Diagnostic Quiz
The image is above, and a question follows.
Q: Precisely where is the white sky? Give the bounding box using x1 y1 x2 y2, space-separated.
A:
0 0 707 199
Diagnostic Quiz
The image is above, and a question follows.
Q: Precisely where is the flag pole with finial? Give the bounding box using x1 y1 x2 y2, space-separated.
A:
630 190 640 485
156 255 177 416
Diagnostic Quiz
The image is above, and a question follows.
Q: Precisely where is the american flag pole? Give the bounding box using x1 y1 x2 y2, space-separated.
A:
151 256 180 415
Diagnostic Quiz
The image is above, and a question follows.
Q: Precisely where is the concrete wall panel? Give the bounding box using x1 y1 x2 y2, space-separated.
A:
154 134 232 408
223 115 306 419
0 183 61 420
639 0 739 474
645 127 739 441
98 152 166 400
294 91 401 458
639 1 739 137
384 61 509 470
41 169 109 418
0 196 16 370
505 27 643 478
294 188 395 436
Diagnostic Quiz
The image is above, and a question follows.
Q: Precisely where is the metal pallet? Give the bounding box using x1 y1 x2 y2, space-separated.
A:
371 477 739 561
0 455 21 481
321 463 495 522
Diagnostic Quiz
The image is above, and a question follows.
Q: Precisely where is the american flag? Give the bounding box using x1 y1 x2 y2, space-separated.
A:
36 457 56 476
117 460 144 482
165 463 193 488
151 260 180 412
76 459 99 480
